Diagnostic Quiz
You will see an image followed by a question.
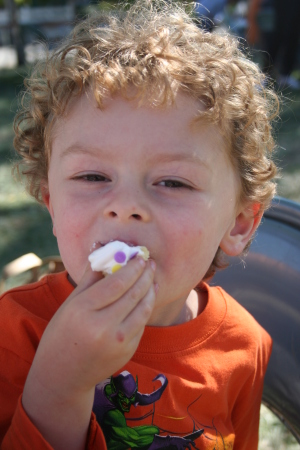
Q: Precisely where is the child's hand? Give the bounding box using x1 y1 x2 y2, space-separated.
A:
37 256 155 390
22 257 156 450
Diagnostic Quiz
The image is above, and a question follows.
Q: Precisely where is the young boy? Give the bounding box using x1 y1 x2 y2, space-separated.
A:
0 1 279 449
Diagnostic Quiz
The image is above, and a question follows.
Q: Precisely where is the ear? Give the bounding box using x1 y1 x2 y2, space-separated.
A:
220 203 262 257
41 180 57 237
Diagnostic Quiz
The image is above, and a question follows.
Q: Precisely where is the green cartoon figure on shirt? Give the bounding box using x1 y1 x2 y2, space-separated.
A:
93 371 202 450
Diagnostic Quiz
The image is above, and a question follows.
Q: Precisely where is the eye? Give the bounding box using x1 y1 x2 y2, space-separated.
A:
74 173 110 182
158 179 191 189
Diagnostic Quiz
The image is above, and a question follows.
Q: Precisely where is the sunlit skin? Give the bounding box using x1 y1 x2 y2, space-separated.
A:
22 91 260 450
44 92 253 326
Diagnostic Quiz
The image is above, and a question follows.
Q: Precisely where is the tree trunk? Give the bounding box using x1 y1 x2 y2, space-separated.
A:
4 0 26 66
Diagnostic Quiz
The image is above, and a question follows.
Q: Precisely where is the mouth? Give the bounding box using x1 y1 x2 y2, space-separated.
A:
122 401 130 410
90 239 138 253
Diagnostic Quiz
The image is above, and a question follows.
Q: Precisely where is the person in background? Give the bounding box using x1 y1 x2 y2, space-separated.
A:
194 0 228 30
247 0 300 88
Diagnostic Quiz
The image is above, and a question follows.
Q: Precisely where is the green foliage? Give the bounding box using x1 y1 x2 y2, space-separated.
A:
0 67 59 275
0 0 71 7
14 0 32 6
0 0 31 7
259 405 299 449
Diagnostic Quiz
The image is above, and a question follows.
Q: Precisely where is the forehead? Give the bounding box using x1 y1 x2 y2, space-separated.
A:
52 90 226 158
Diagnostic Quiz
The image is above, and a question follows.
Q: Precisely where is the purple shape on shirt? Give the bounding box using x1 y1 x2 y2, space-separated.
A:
114 251 126 263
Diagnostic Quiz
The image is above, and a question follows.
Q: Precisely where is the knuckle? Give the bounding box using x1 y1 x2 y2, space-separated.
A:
130 283 144 303
145 264 155 279
109 276 127 296
142 301 153 320
140 295 155 320
130 275 153 304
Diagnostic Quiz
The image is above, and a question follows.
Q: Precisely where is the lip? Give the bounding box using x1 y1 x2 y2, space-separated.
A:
90 239 139 253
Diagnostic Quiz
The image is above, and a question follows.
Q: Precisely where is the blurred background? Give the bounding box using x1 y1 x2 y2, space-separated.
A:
0 0 300 448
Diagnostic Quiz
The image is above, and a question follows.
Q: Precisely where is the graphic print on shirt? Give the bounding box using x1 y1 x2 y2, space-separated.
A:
93 370 228 449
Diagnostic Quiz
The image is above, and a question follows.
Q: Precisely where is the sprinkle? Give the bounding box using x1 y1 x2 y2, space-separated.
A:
111 264 122 273
114 251 126 263
129 251 138 260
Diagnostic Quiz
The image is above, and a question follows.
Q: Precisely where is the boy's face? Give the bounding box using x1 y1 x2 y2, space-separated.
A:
45 92 250 323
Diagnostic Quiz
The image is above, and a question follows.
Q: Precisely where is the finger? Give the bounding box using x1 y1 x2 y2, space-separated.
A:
70 262 104 297
112 311 150 360
115 283 156 340
59 264 104 312
86 257 150 310
104 260 155 322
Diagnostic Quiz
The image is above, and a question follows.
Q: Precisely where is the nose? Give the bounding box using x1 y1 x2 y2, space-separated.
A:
103 187 151 223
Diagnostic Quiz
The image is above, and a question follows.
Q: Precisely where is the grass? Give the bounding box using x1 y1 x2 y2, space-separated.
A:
0 66 299 448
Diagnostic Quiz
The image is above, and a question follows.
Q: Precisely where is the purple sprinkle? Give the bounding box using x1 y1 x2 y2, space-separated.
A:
114 251 126 263
129 251 138 260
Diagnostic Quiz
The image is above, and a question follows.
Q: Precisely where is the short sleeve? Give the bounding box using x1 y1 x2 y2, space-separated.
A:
1 397 107 450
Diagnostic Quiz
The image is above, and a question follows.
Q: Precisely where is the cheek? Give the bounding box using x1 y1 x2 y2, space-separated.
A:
160 219 204 271
54 198 90 239
159 211 221 281
55 215 83 245
53 209 90 275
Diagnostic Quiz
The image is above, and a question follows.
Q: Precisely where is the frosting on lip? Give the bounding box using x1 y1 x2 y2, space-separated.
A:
90 239 138 252
88 240 150 275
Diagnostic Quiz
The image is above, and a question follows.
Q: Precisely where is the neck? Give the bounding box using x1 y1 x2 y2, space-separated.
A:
147 288 207 327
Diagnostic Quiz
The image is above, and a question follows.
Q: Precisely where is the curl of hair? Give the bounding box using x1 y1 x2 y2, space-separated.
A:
13 0 279 280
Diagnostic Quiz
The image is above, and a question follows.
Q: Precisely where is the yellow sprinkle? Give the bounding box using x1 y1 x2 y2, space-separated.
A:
140 246 150 260
111 264 122 273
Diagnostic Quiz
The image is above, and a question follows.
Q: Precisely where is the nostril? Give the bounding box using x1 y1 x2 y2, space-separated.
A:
132 214 142 220
108 211 142 220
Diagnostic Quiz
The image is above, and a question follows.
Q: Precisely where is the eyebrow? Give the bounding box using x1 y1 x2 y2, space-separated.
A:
149 152 209 166
59 144 104 159
59 143 211 171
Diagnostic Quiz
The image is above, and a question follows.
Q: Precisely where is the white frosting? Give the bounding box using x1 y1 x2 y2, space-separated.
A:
88 240 149 275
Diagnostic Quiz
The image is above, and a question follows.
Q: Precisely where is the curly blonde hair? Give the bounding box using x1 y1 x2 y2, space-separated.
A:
13 0 279 279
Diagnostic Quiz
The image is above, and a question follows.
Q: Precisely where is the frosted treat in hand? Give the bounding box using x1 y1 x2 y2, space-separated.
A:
88 241 150 275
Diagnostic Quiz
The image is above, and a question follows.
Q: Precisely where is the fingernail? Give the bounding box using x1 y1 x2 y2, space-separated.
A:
137 257 146 267
150 260 156 271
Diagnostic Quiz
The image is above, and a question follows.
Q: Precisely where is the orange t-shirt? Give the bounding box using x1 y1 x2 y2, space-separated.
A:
0 271 272 449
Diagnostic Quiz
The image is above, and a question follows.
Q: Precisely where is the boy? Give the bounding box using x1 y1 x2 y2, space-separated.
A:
0 1 279 449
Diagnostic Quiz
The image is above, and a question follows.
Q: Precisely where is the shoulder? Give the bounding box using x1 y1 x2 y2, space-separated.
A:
0 270 72 316
0 271 73 361
207 284 272 361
